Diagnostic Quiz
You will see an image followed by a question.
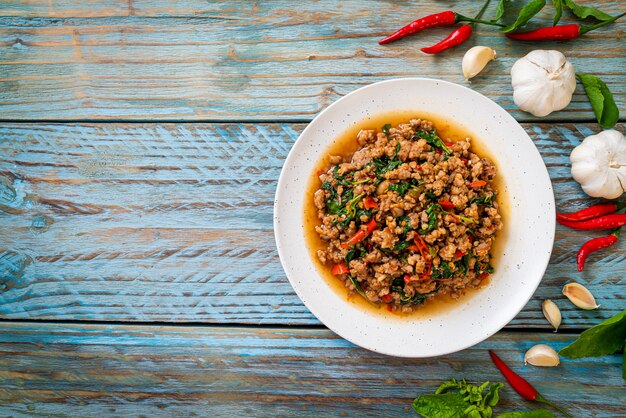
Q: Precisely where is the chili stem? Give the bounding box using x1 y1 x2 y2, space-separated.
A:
580 12 626 34
471 0 492 28
458 14 505 27
536 394 573 418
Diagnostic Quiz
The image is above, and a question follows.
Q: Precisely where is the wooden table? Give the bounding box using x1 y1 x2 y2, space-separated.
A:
1 1 624 416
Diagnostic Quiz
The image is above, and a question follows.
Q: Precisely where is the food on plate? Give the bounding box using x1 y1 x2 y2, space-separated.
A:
310 118 503 313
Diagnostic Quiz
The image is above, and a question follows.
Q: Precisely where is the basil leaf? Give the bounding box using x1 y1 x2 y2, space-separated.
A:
564 0 613 21
499 410 555 418
483 382 503 407
560 309 626 358
494 0 509 21
576 73 619 128
500 0 546 33
412 392 468 418
553 0 563 25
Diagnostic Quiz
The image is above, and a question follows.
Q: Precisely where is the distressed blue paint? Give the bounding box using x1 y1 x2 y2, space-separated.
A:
0 1 624 121
0 323 623 417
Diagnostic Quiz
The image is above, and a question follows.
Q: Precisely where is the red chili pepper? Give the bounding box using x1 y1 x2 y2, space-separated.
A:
477 271 489 280
403 274 412 285
381 293 393 303
577 228 620 272
363 196 379 210
557 214 626 230
379 11 457 44
331 262 350 275
421 24 473 54
345 219 378 245
506 12 625 41
489 351 572 417
557 203 619 222
468 180 487 188
455 250 465 259
438 199 455 211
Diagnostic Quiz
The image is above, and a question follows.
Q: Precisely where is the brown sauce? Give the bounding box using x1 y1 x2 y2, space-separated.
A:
303 111 510 319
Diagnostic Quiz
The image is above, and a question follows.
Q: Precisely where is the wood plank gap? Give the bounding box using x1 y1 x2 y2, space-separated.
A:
0 318 590 335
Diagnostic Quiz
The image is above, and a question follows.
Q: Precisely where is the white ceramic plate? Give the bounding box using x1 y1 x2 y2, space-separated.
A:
274 78 555 358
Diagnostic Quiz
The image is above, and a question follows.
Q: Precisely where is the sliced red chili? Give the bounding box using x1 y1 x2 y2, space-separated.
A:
477 272 489 281
455 250 465 258
381 293 393 303
345 219 378 245
363 196 379 210
469 180 487 188
331 262 350 275
438 199 455 211
403 274 412 285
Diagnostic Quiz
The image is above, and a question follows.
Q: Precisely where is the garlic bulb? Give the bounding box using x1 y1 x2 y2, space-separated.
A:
571 129 626 199
563 282 599 310
463 46 496 79
542 299 561 332
510 50 576 117
524 344 560 367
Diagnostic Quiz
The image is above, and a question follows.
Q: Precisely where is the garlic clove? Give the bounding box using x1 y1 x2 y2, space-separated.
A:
542 299 562 332
462 46 496 79
562 282 599 310
524 344 560 367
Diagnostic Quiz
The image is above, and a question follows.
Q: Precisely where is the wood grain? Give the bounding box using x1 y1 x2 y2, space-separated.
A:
1 122 624 327
0 0 624 121
0 322 623 417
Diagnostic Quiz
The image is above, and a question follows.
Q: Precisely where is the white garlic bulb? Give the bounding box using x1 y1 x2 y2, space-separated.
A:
571 129 626 199
510 50 576 117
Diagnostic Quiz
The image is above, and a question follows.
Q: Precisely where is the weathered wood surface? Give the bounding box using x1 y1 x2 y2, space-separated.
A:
0 322 624 417
1 122 624 327
0 0 624 121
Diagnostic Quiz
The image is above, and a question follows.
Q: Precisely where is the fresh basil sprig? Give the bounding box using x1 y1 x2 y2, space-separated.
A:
564 0 613 21
500 0 546 33
576 73 619 129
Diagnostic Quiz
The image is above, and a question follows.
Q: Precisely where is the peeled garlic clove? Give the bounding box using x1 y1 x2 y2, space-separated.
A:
562 282 599 310
542 299 562 332
524 344 560 367
462 46 496 79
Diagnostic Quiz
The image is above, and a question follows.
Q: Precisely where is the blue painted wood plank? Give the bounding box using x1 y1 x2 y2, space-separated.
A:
0 122 624 326
0 322 623 417
0 0 624 121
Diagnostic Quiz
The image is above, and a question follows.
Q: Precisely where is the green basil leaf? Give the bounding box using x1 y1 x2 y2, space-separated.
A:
494 0 509 21
484 382 503 407
576 73 619 128
553 0 563 25
560 309 626 358
564 0 613 21
412 392 469 418
499 410 555 418
500 0 546 33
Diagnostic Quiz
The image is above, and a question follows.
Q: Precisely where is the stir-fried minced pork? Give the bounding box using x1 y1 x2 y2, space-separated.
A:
312 118 503 313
